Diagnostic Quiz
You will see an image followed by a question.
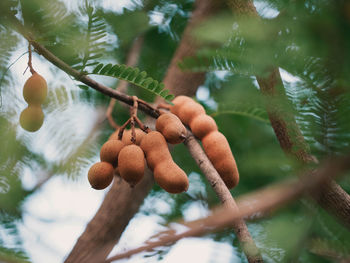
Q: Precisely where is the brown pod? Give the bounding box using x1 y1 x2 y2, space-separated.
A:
118 144 145 186
154 161 189 194
176 100 205 126
140 131 172 170
19 105 44 132
88 162 114 190
190 114 218 140
23 73 48 104
121 128 145 145
108 129 120 141
170 96 193 116
202 131 239 189
156 113 187 144
100 139 125 167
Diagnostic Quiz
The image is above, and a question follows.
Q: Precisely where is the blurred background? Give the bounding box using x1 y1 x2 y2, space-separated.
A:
0 0 350 262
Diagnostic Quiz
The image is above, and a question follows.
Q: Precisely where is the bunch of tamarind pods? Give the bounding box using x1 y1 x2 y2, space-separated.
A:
20 73 47 132
88 112 188 193
88 95 239 194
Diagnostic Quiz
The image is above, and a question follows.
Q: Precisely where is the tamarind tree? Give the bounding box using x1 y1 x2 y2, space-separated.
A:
1 0 350 263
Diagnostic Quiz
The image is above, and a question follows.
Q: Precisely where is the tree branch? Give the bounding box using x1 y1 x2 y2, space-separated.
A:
106 153 350 262
9 15 160 119
185 133 263 262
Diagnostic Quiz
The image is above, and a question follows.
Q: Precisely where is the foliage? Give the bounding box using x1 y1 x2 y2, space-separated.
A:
0 0 349 262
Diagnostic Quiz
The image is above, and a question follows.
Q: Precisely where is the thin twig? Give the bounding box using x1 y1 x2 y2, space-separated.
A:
27 42 36 74
117 118 131 140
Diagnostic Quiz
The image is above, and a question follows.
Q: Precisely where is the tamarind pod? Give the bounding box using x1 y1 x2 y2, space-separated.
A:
19 105 44 132
140 131 168 155
202 131 239 189
118 144 145 186
189 114 218 140
100 139 125 167
108 129 119 141
153 161 189 194
121 128 145 145
156 113 187 144
144 147 172 170
140 131 172 169
23 73 48 104
170 95 193 116
175 101 206 126
88 162 114 190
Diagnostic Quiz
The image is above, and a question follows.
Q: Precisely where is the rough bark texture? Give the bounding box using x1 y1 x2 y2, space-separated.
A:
185 134 263 263
64 1 227 262
226 0 350 230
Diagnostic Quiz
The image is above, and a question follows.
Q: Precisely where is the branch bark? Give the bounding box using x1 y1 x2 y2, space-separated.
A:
185 133 263 262
226 0 350 230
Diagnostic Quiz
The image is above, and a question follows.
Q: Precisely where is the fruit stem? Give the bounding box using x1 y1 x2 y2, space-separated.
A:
27 42 36 75
118 118 131 140
134 116 151 133
130 96 139 143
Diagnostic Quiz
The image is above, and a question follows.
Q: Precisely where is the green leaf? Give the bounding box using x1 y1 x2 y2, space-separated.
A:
87 64 174 101
92 63 103 74
99 63 112 74
77 85 89 90
134 71 147 84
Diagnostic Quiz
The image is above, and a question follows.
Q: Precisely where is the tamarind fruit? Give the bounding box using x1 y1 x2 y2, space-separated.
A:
171 99 205 126
156 113 187 144
140 131 188 193
118 144 145 186
202 131 239 188
170 95 193 116
88 161 114 189
19 105 44 132
100 139 125 167
23 73 48 105
190 114 218 140
108 128 145 145
121 128 145 145
171 96 239 189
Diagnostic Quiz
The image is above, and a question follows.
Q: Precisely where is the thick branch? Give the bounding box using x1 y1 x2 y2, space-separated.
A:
65 173 155 263
106 153 350 262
